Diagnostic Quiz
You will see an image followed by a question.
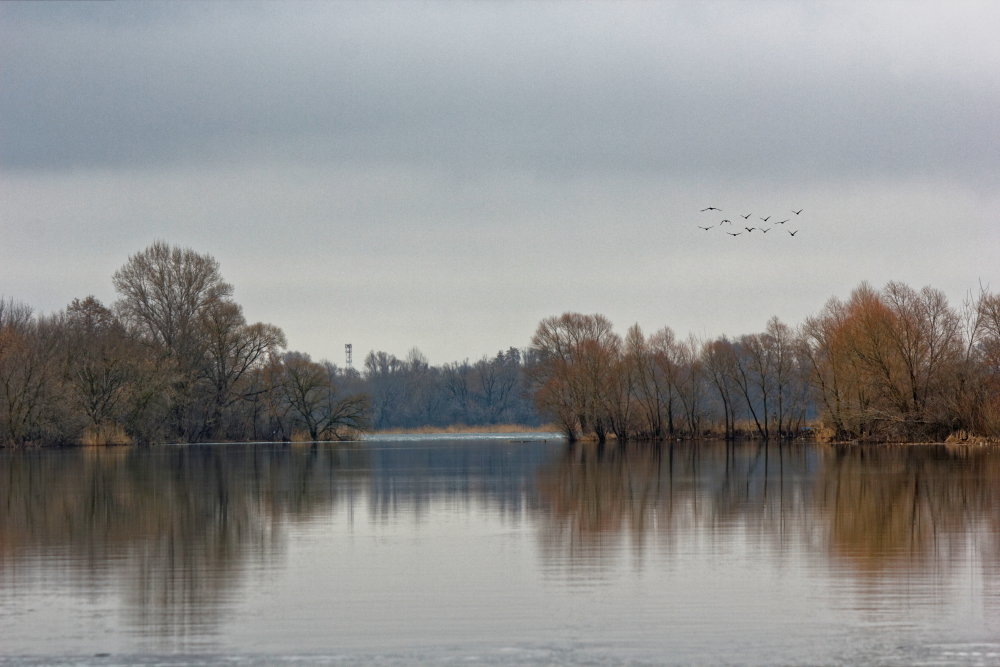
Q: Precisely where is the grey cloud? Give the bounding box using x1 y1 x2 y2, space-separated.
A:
2 2 998 184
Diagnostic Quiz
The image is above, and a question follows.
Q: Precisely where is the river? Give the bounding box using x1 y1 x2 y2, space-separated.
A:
2 436 999 664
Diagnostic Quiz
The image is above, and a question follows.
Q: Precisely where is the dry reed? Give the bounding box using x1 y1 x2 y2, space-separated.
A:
80 423 132 446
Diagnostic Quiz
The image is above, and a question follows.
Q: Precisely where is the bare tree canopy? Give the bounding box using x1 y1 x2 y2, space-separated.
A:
113 241 234 358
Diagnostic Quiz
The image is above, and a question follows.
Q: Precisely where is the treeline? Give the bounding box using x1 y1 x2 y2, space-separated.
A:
0 242 370 445
361 347 541 430
529 313 810 443
6 242 1000 446
0 242 543 446
529 282 1000 443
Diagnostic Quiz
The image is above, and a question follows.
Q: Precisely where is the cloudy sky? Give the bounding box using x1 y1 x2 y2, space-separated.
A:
3 1 999 365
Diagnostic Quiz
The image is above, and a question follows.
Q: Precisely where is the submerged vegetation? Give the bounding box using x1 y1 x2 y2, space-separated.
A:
3 242 1000 445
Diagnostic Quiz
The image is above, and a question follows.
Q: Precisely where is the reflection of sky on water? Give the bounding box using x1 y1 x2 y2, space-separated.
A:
364 432 561 442
1 439 1000 662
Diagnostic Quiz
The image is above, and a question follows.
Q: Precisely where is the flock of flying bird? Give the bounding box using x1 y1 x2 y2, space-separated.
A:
697 207 805 237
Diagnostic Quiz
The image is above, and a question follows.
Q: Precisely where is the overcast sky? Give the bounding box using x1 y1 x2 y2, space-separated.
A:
3 1 999 365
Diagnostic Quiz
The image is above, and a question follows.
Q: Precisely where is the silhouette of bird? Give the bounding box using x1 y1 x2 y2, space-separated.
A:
760 216 771 222
760 227 771 233
741 213 752 220
726 231 742 236
720 219 732 224
792 209 803 215
745 226 755 232
788 229 799 236
698 225 713 230
775 219 790 224
701 207 721 212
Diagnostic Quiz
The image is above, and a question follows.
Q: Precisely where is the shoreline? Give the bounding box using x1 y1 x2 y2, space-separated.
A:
7 429 1000 448
369 423 557 436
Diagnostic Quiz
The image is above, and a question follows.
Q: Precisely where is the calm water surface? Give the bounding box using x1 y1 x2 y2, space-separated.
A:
2 436 1000 665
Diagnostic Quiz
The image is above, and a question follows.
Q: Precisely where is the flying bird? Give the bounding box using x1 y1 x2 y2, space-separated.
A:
792 209 803 215
726 231 742 236
741 213 752 219
760 227 771 233
720 219 732 224
745 227 755 232
760 216 771 222
788 229 799 236
698 225 714 230
701 207 721 212
775 219 790 224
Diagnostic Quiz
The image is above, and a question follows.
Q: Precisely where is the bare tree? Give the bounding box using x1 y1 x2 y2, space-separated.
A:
672 335 706 436
112 242 238 440
274 352 370 441
472 349 521 424
364 350 405 429
442 360 474 423
199 299 286 439
701 336 740 439
60 296 139 440
113 241 233 360
648 327 680 436
0 301 62 444
731 333 770 439
624 324 666 440
530 313 619 442
802 282 967 440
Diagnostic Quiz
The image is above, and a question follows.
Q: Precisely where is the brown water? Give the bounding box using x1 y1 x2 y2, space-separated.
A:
2 436 999 665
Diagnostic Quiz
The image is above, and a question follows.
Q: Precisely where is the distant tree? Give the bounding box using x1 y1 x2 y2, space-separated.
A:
802 296 855 439
972 290 1000 434
672 335 706 436
648 327 680 436
802 281 967 441
113 241 233 361
109 241 294 442
0 300 62 444
364 350 405 429
701 336 740 439
400 347 445 426
442 360 475 424
604 329 637 442
60 296 140 441
273 351 370 441
198 299 286 439
472 348 522 424
112 242 238 440
881 282 962 431
624 324 666 440
530 312 619 442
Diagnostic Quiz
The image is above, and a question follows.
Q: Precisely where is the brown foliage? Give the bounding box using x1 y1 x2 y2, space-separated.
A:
529 313 620 442
803 282 969 441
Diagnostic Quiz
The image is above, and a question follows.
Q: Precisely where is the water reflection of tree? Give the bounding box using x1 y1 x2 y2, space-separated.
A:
0 444 369 643
534 440 1000 587
0 441 554 644
534 441 816 568
7 441 1000 641
816 444 1000 575
363 441 554 523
